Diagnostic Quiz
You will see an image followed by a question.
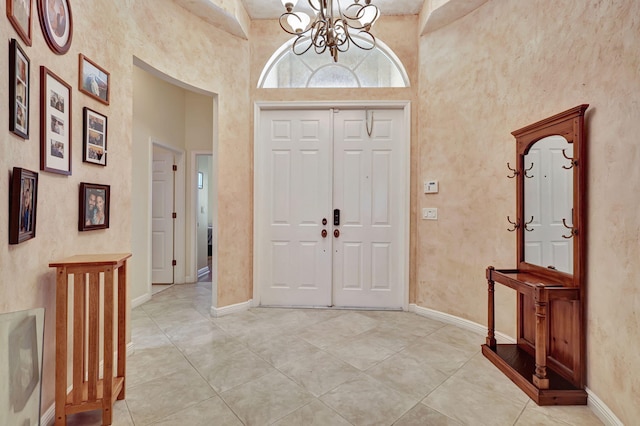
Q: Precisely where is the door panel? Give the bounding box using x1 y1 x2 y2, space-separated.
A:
152 147 175 284
260 110 333 306
332 109 404 308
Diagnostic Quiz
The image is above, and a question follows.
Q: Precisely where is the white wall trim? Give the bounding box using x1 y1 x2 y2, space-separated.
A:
409 303 515 343
586 387 624 426
211 299 252 317
41 342 136 425
410 304 621 425
253 101 411 309
132 293 151 309
197 266 210 278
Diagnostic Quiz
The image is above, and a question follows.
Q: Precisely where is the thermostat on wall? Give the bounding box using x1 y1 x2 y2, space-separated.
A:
424 180 439 194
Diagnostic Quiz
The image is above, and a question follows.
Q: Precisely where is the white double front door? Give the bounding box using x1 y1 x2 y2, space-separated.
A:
257 107 407 309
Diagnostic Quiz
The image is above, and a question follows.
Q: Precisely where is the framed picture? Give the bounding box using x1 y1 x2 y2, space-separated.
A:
79 182 110 231
198 172 204 189
9 167 38 245
83 107 107 166
9 38 30 139
7 0 33 46
79 54 110 105
9 315 40 412
36 0 72 54
40 66 71 175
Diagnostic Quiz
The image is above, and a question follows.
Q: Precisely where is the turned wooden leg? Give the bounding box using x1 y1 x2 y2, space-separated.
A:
486 267 497 347
533 284 550 389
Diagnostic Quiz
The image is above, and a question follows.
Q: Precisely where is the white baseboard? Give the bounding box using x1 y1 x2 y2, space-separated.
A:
40 342 136 425
409 304 515 344
211 299 252 317
41 403 55 426
132 292 151 309
409 304 622 424
197 267 210 279
586 387 624 426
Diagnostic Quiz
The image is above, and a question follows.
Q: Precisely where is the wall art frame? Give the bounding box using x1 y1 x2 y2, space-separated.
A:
9 167 38 244
79 182 110 231
9 38 30 139
79 54 110 105
40 66 72 175
37 0 72 54
83 107 107 166
7 0 33 46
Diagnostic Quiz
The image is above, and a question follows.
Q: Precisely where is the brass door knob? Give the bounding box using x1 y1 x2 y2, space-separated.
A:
321 229 327 238
334 229 340 238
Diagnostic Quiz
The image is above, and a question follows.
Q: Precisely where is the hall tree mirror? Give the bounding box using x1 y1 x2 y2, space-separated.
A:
482 104 589 405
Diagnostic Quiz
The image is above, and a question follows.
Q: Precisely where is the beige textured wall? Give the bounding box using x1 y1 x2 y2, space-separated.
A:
417 0 640 422
250 16 421 303
0 0 251 413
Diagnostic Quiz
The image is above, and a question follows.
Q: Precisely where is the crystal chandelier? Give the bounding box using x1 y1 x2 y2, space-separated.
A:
279 0 380 62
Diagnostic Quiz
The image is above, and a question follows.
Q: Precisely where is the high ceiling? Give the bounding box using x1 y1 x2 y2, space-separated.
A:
240 0 425 20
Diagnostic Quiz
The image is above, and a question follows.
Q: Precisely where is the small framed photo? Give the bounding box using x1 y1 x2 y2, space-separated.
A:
9 167 38 244
198 172 204 189
40 66 71 175
79 182 110 231
79 54 110 105
7 0 33 46
83 107 107 166
9 38 30 139
37 0 72 54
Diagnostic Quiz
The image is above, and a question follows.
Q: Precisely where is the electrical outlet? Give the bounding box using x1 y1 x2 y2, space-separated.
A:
422 208 438 220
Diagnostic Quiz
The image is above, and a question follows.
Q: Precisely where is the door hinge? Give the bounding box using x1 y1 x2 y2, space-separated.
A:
172 260 177 266
172 212 177 219
172 164 177 171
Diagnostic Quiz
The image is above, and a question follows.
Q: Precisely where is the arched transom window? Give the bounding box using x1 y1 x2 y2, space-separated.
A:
258 35 410 89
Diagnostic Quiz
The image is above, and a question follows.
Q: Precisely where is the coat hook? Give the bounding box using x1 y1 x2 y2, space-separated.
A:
507 216 519 232
562 149 578 169
524 162 534 178
507 163 519 179
562 218 577 238
524 216 535 232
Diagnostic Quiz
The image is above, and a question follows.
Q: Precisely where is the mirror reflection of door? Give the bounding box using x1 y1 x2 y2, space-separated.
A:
196 154 213 281
524 135 573 273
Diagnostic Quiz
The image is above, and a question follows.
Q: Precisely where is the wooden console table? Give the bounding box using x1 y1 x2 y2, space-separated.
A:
49 253 132 425
482 267 587 405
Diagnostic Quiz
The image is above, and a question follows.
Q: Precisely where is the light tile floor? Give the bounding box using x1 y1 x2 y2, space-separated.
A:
66 281 603 426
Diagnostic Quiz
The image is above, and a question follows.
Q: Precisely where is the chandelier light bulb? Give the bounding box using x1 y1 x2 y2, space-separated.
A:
287 12 310 33
358 6 378 27
281 0 299 12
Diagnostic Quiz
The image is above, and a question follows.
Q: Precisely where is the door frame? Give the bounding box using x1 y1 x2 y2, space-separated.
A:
150 141 186 290
253 101 411 310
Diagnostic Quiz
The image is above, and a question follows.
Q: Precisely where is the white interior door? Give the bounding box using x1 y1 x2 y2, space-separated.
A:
258 107 406 309
152 146 175 284
332 109 404 308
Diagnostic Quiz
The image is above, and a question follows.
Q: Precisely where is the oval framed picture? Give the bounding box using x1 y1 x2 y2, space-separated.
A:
37 0 72 54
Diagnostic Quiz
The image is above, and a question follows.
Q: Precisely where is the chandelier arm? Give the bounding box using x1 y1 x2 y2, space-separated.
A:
347 30 376 51
291 35 315 56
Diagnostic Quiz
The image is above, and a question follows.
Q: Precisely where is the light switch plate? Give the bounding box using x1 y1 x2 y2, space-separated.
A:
424 180 439 193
